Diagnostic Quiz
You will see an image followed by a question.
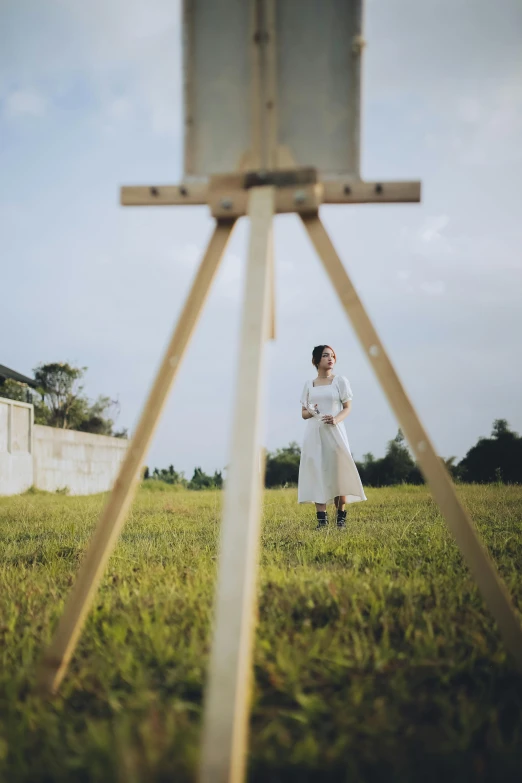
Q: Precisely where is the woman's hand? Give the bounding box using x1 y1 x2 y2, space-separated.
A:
321 414 337 425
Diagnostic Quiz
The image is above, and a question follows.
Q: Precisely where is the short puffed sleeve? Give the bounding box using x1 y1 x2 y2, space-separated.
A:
300 380 310 408
337 375 353 403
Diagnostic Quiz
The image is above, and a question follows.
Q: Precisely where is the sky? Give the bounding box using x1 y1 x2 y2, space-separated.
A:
1 0 521 478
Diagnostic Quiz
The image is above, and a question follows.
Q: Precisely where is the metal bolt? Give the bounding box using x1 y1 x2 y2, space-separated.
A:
220 198 233 210
417 440 427 452
375 183 383 195
352 35 366 55
369 345 380 357
253 31 269 44
294 190 307 205
150 187 159 197
344 185 352 195
179 186 188 197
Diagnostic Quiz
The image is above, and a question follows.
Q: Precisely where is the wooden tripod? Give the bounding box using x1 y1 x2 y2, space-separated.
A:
39 170 522 783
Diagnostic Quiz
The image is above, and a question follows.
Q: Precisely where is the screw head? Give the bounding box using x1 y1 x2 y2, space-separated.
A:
294 190 307 204
220 198 233 210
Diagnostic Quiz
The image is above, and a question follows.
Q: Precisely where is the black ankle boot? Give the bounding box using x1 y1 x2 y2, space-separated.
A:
315 511 328 529
336 510 347 528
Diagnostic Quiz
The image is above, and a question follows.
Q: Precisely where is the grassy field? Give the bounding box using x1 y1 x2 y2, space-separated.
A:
0 484 521 782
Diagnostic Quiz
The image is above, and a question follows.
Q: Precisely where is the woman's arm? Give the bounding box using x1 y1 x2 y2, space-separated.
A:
302 405 319 420
322 400 352 425
336 400 352 423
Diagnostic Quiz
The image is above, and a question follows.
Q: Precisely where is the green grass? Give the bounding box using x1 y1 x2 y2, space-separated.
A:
0 484 521 782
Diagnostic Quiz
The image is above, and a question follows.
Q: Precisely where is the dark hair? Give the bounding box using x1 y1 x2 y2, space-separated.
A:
312 345 336 368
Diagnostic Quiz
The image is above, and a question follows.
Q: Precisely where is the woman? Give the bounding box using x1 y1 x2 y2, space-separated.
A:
299 345 367 528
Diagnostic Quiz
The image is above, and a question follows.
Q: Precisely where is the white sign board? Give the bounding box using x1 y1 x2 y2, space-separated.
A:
183 0 363 179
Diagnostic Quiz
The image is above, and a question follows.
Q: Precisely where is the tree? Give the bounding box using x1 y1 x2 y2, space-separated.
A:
377 432 421 485
355 432 424 487
492 418 511 438
355 452 376 486
0 377 48 421
34 362 85 429
0 378 32 403
76 395 126 437
442 456 460 481
265 442 301 487
458 419 522 484
1 362 126 437
150 465 185 485
32 362 127 436
188 467 222 490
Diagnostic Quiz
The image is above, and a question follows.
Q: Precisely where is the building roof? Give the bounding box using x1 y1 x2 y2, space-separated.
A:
0 364 37 388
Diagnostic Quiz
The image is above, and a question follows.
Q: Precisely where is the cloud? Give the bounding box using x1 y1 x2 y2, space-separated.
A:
419 215 450 244
169 241 245 301
456 77 522 165
107 96 133 120
420 73 522 167
1 0 182 138
3 88 47 118
419 280 445 296
101 96 135 135
458 97 483 125
76 0 183 136
366 0 522 96
400 215 454 259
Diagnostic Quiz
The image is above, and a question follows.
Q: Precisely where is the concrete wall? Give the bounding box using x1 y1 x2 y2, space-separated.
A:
33 425 128 495
0 396 129 496
0 398 34 495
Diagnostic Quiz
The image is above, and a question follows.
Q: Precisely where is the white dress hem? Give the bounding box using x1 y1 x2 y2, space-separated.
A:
299 493 367 506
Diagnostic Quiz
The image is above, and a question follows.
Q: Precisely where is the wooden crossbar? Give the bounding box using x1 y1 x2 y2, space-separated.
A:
120 178 421 208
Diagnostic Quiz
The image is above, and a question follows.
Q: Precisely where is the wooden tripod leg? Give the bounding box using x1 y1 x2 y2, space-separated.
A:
38 219 237 694
301 214 522 665
199 187 275 783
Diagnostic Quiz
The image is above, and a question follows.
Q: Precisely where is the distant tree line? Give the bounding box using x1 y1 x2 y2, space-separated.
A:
145 419 522 491
264 419 522 488
0 363 127 437
142 465 223 491
4 368 518 486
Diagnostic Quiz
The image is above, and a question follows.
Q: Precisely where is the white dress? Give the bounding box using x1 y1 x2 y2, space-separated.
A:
298 375 367 505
